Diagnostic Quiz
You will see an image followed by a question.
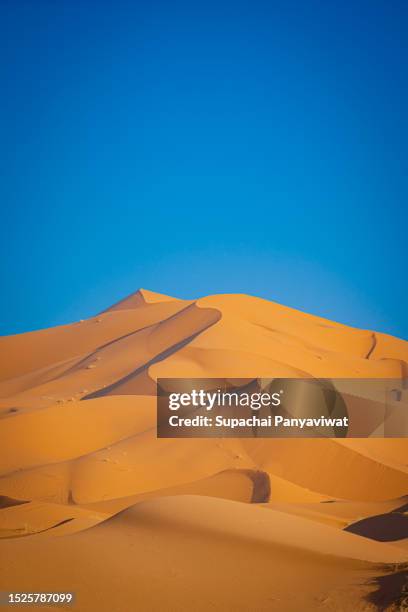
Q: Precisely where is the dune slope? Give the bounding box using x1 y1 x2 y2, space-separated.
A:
1 289 408 611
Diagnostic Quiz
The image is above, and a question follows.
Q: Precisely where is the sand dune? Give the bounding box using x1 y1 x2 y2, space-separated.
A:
0 496 384 612
1 289 408 610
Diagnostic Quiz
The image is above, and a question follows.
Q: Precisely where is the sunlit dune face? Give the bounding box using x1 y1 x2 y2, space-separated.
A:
1 290 408 611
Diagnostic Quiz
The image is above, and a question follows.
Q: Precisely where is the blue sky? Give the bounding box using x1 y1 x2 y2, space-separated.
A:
0 0 407 338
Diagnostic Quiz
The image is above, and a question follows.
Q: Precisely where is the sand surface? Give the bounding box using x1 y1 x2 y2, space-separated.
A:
1 288 408 611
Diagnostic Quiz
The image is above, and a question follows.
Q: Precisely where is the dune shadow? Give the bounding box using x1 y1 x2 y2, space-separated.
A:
0 495 28 509
367 567 408 611
345 513 408 542
84 304 221 400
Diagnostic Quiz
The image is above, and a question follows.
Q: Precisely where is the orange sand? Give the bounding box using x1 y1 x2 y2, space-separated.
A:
1 289 408 611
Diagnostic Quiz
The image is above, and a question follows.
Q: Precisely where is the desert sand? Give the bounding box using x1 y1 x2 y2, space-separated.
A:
1 289 408 611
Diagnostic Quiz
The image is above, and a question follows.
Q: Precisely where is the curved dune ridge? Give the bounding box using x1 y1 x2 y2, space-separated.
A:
1 289 408 611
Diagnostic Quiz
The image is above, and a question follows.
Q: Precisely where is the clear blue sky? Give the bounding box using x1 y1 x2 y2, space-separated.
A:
1 0 407 339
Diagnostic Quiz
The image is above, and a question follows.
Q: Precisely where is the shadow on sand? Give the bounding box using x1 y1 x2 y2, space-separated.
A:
346 513 408 542
366 566 408 611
